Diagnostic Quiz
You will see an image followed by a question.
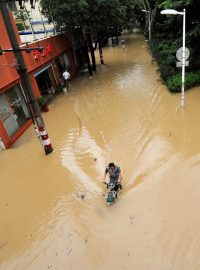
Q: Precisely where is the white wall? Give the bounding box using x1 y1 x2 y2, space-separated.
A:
15 1 56 43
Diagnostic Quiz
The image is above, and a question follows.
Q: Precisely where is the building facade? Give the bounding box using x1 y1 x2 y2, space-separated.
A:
13 1 56 43
0 11 77 150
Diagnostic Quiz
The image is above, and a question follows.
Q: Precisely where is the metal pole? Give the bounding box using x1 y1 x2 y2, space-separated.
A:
148 11 151 41
24 4 36 40
181 9 186 107
49 6 57 34
0 1 53 154
142 10 151 41
38 5 47 37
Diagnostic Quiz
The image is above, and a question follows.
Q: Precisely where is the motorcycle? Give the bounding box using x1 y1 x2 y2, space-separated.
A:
104 182 122 204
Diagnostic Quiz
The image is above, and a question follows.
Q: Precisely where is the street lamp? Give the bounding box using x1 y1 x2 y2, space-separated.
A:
142 9 151 41
161 9 186 107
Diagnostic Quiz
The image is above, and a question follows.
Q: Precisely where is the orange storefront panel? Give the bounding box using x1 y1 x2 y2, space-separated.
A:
0 12 20 91
22 34 72 73
0 11 74 92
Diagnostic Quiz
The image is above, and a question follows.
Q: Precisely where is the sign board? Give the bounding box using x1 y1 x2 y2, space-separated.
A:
176 60 189 67
176 47 190 61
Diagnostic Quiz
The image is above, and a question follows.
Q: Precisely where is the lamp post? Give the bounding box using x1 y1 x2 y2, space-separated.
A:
161 9 186 107
142 9 151 41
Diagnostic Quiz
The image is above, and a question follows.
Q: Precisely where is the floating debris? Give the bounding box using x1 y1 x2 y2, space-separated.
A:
80 194 85 200
129 215 135 224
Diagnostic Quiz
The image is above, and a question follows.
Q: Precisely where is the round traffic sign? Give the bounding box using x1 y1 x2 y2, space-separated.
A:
176 47 190 61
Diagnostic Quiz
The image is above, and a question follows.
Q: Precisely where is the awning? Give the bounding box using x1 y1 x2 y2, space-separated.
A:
34 64 52 77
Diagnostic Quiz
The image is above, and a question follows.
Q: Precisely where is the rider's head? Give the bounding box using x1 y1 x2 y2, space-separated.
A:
108 162 115 169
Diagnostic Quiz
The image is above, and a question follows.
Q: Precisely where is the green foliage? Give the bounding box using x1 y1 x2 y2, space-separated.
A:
40 0 136 35
14 10 29 21
150 39 178 80
14 10 29 30
162 0 191 9
37 96 45 106
167 72 200 92
137 0 200 92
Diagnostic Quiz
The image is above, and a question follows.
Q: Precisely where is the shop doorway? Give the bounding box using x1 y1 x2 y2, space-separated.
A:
35 66 57 101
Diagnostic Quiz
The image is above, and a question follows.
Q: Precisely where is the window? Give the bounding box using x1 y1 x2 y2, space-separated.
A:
0 84 30 137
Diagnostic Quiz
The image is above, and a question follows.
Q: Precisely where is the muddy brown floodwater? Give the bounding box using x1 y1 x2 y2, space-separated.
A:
1 32 200 270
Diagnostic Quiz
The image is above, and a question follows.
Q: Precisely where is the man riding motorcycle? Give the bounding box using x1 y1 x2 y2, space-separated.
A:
103 162 122 191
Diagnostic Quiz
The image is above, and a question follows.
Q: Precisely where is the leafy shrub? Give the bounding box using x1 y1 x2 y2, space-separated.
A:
150 39 178 80
166 72 200 92
37 96 45 106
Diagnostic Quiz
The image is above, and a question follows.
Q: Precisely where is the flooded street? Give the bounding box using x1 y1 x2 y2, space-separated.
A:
1 32 200 270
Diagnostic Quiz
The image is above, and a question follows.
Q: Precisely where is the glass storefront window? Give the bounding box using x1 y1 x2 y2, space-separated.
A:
0 84 30 137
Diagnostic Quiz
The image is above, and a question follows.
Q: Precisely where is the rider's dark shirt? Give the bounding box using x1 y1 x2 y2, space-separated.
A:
105 166 121 183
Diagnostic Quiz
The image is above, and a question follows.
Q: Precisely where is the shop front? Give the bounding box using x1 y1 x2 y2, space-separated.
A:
34 64 58 102
0 11 77 149
35 52 74 103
